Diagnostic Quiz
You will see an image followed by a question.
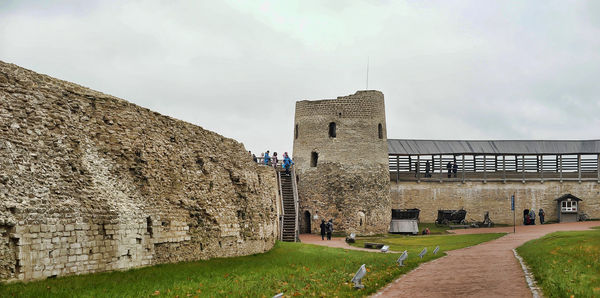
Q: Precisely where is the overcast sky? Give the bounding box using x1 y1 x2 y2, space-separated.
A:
2 0 599 156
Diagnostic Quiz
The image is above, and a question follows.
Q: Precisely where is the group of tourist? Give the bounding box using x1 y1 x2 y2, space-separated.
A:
319 219 334 240
421 161 458 178
523 208 545 225
249 150 295 174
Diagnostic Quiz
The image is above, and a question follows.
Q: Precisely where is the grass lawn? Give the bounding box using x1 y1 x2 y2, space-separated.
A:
516 227 600 298
351 233 505 255
0 233 505 298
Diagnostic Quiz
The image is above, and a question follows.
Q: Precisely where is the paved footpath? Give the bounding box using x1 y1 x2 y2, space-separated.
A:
301 221 600 298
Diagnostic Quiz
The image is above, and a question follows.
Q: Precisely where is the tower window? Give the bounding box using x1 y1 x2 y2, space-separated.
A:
310 152 318 167
378 123 383 139
328 122 336 138
295 124 298 139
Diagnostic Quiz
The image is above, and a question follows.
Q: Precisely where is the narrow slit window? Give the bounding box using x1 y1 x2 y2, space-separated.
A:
378 123 383 139
295 124 298 139
311 152 318 167
328 122 336 138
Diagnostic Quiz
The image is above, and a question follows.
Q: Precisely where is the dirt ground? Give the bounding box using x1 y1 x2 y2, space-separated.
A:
299 234 397 253
301 221 600 298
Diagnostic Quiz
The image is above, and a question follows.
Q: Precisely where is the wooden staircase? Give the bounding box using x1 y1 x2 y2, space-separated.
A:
279 169 299 242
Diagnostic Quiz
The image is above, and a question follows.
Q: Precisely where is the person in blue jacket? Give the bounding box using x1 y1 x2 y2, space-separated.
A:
283 152 294 174
263 150 270 166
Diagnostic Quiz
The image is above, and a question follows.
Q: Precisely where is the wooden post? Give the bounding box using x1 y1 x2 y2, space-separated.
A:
578 154 581 183
483 155 487 183
502 155 506 183
522 155 525 183
462 154 465 183
417 155 421 183
559 155 563 182
408 156 412 172
396 155 400 183
540 155 544 183
495 155 498 172
439 154 443 183
597 154 599 183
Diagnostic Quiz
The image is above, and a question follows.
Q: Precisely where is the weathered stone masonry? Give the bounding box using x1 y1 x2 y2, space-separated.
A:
0 61 280 281
293 91 390 235
391 181 599 224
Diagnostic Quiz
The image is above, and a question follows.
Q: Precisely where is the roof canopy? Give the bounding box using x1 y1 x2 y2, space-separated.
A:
388 139 600 155
555 194 582 201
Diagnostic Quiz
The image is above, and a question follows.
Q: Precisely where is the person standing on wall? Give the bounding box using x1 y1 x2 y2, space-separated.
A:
320 220 327 240
452 162 458 178
326 219 333 240
264 150 270 166
272 152 278 168
425 161 431 178
538 209 545 224
446 162 452 178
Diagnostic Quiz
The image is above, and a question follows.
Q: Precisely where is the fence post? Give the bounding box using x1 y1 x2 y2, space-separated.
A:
540 155 544 183
396 155 399 183
578 154 581 183
559 155 563 183
521 155 525 183
483 155 487 183
502 155 506 183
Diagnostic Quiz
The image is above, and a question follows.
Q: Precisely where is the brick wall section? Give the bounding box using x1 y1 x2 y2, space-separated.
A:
390 181 600 224
0 61 280 282
293 91 390 235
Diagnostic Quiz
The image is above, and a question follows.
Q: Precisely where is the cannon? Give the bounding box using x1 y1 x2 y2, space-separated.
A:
435 209 467 225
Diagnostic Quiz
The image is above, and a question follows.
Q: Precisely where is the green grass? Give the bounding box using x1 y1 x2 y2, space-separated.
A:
0 232 505 298
516 226 600 297
418 222 451 234
352 233 506 254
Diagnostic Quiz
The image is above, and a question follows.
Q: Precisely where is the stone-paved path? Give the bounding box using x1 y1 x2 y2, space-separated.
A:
301 222 600 298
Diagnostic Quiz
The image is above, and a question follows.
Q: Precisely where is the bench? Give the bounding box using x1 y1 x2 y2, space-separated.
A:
364 242 385 249
449 224 469 229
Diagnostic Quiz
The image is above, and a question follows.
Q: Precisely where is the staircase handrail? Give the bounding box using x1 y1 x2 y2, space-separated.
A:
290 166 300 241
277 170 284 241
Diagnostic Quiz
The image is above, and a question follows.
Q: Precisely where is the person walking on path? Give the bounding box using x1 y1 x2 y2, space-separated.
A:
263 150 270 166
319 220 327 240
446 162 452 178
283 152 294 174
538 208 545 224
326 219 333 240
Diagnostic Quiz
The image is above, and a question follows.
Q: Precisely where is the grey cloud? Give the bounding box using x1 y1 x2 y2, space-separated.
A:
1 0 598 156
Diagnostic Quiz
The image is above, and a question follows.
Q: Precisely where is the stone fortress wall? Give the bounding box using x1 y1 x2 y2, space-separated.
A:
0 61 281 282
293 91 390 235
391 181 600 224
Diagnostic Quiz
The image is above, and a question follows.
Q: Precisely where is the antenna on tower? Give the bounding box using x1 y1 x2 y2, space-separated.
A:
366 57 369 90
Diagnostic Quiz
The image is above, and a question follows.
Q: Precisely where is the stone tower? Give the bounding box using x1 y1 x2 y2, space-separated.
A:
293 90 391 235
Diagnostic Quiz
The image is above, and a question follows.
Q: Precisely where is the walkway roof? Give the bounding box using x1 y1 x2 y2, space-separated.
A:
387 139 600 155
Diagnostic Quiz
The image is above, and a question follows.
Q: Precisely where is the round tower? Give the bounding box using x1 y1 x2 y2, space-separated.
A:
293 90 390 235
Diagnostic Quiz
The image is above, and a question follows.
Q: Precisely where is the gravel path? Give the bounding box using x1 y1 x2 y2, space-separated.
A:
300 221 600 298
